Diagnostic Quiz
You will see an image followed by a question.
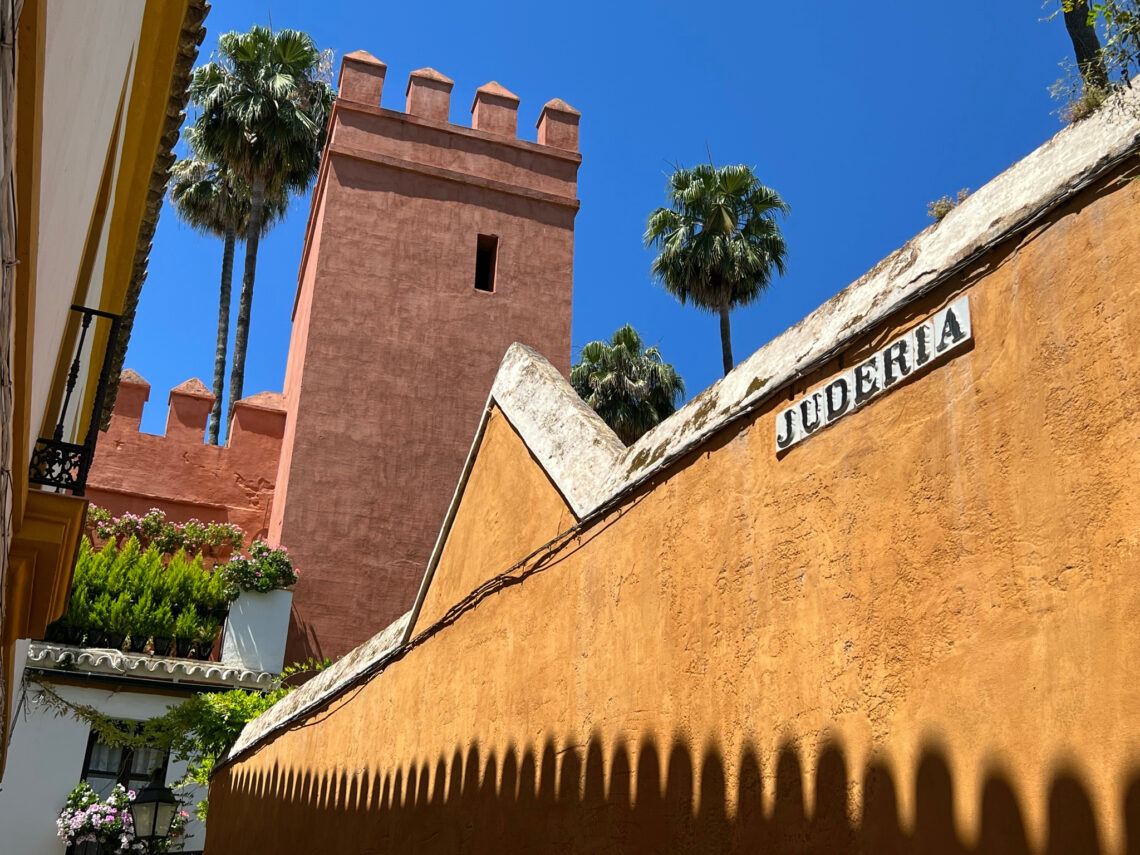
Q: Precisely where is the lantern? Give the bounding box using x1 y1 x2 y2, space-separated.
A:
129 768 178 845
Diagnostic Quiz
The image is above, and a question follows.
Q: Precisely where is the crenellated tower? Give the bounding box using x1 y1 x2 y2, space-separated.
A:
271 53 581 661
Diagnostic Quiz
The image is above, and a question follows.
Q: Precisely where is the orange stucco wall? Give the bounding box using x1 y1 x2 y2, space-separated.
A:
206 167 1140 853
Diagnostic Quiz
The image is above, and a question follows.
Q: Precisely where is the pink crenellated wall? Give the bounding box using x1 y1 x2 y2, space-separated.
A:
86 371 286 542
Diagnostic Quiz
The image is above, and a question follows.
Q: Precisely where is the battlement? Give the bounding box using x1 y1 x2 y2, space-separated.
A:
85 371 286 541
109 371 285 449
336 51 581 155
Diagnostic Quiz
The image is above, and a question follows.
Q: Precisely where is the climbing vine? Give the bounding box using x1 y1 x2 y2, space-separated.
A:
29 657 330 820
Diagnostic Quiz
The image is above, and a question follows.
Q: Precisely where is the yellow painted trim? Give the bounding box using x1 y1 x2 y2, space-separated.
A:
0 547 35 777
12 490 87 634
3 490 85 777
10 0 45 533
2 547 34 651
98 0 188 318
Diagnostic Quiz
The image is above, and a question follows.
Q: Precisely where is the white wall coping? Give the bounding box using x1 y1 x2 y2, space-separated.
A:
224 611 410 760
498 90 1140 520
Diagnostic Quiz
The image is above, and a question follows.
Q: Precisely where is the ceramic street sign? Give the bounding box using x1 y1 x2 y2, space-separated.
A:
776 296 971 452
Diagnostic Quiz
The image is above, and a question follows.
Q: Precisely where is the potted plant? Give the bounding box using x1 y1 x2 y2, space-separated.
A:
105 593 131 651
85 504 112 547
56 781 145 854
201 521 243 564
173 606 200 659
164 807 190 851
57 586 91 645
126 592 155 654
196 613 223 660
147 602 175 658
219 541 298 673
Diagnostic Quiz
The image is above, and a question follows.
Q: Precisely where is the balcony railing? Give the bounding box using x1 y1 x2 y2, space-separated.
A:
28 304 121 496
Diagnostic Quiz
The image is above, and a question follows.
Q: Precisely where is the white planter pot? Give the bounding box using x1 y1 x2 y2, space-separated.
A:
221 589 292 673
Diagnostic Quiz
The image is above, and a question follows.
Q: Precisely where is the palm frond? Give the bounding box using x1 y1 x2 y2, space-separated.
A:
571 324 685 445
644 162 788 315
187 26 334 193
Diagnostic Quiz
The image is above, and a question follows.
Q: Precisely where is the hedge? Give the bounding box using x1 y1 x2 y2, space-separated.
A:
48 538 234 658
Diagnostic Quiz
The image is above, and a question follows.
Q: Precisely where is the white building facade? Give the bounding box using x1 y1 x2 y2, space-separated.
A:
0 643 276 854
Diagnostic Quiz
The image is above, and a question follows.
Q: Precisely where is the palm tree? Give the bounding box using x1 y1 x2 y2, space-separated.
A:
571 324 685 445
167 148 289 444
1064 0 1109 90
188 26 335 431
645 164 789 376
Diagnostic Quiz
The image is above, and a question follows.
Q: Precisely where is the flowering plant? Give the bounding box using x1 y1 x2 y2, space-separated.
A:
218 540 298 597
56 781 145 853
87 505 244 555
167 808 190 843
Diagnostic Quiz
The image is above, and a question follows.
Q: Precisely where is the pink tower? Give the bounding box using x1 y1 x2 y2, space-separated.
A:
270 52 581 661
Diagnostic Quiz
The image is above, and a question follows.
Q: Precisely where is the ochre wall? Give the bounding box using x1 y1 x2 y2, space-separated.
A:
272 66 580 664
86 375 285 541
207 169 1140 853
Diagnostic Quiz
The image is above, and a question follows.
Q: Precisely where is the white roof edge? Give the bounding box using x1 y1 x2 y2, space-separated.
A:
491 345 626 517
218 89 1140 769
26 642 278 691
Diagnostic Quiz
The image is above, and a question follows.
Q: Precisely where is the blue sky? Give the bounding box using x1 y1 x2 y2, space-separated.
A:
129 1 1075 436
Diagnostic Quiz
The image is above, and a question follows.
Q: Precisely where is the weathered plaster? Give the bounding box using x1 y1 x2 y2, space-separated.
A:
226 612 409 758
495 86 1140 521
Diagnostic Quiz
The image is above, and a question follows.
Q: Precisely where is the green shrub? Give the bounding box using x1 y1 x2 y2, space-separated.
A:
107 593 133 636
174 606 200 643
48 538 235 658
62 584 89 626
197 614 223 649
149 602 176 640
166 559 196 613
89 592 113 634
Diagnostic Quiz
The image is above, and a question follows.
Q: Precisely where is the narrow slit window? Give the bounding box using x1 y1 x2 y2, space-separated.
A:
474 234 498 293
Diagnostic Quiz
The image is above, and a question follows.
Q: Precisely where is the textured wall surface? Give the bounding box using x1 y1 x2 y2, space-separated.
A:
271 62 579 663
207 162 1140 853
86 374 285 541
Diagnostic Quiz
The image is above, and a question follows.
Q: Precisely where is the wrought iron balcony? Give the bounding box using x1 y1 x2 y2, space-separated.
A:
28 304 121 496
